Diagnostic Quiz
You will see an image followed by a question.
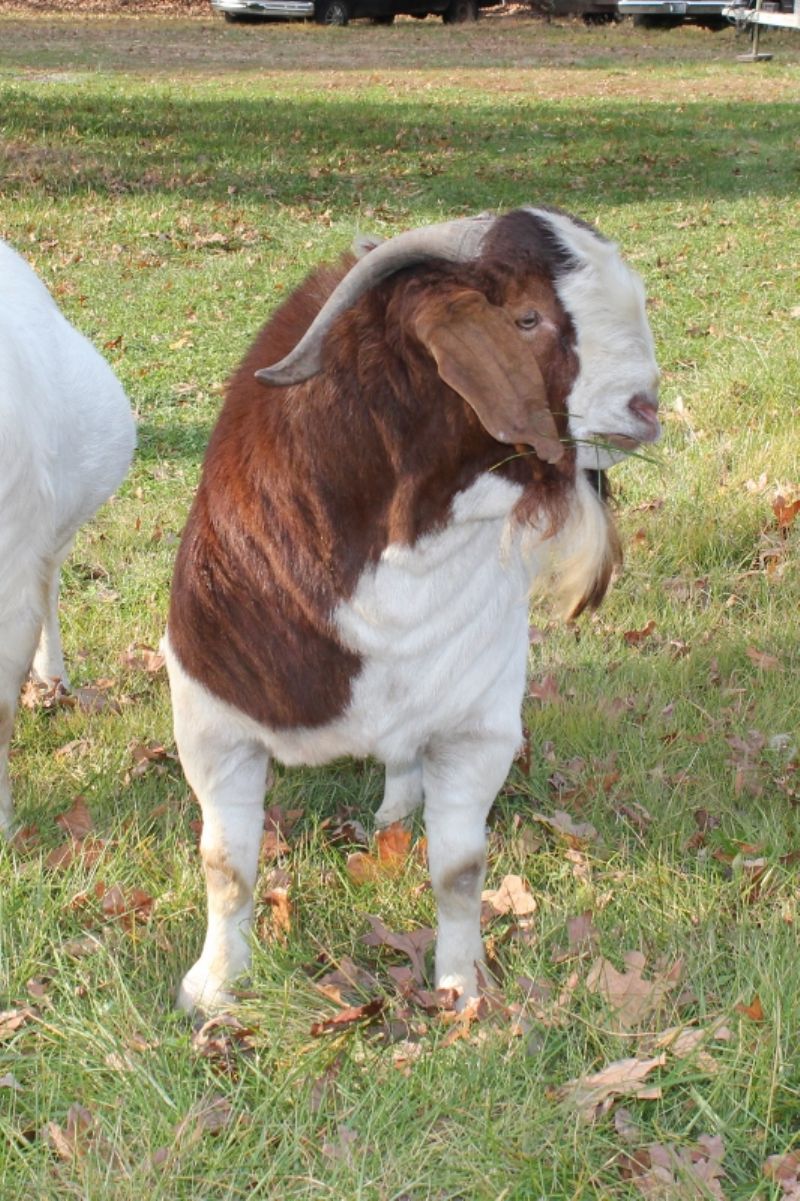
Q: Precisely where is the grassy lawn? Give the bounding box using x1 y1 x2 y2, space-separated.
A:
1 10 799 1198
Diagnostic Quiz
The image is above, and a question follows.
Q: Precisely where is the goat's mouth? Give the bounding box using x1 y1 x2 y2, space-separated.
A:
600 432 642 452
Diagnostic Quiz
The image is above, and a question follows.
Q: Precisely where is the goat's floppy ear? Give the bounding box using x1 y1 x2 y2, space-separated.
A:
413 290 564 464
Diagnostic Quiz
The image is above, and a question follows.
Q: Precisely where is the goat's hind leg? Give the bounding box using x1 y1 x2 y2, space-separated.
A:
0 606 44 833
31 543 73 686
375 757 423 827
166 645 269 1014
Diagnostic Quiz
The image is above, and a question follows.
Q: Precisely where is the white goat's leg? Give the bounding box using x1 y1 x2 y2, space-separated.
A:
31 543 72 686
375 757 423 826
423 732 517 1002
0 607 43 833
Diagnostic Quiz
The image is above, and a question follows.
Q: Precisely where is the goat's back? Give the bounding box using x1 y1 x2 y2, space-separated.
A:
0 240 136 543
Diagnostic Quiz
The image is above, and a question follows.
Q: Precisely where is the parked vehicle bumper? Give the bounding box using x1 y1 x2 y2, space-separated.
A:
211 0 316 17
619 0 725 13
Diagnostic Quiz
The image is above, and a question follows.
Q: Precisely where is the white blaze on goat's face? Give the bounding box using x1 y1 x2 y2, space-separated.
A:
528 209 661 470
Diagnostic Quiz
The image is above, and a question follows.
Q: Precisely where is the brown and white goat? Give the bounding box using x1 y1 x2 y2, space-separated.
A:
165 207 660 1013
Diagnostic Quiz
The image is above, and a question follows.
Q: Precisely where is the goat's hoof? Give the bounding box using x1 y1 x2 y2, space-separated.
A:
176 964 236 1016
374 804 412 828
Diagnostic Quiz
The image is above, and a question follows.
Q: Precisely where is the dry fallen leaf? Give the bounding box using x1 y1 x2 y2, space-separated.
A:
127 740 173 781
746 646 782 671
98 882 154 930
42 1101 123 1170
734 994 765 1022
763 1150 800 1198
559 1053 665 1121
119 642 165 674
773 494 800 531
375 822 413 868
529 674 561 703
321 1123 359 1163
532 809 597 847
361 917 435 985
518 970 580 1028
646 1021 731 1075
191 1015 256 1076
586 952 683 1031
481 874 537 919
262 875 291 943
0 1007 38 1041
440 995 488 1047
551 912 600 964
55 795 94 841
346 822 413 884
45 836 106 872
310 997 386 1037
623 620 657 646
313 957 381 1007
621 1133 727 1199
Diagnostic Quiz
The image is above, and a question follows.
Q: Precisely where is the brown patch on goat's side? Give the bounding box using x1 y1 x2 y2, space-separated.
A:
169 229 581 730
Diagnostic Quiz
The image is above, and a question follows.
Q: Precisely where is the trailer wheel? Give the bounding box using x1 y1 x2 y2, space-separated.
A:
443 0 478 22
316 0 350 22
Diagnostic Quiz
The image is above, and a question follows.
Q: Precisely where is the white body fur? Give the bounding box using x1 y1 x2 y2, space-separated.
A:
0 240 136 829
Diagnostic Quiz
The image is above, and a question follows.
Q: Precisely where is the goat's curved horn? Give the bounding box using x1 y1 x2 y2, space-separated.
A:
256 215 494 387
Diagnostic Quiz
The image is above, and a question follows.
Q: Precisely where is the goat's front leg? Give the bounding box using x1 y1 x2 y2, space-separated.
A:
423 731 518 1002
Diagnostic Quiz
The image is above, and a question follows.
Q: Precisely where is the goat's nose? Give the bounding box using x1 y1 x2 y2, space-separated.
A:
628 391 661 443
629 391 659 420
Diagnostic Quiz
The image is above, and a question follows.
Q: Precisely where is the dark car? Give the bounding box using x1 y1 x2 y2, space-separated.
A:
212 0 496 23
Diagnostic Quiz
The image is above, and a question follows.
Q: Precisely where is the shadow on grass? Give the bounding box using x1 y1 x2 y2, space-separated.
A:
2 88 797 208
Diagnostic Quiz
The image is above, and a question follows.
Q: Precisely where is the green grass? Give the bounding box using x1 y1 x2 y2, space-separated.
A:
1 12 799 1198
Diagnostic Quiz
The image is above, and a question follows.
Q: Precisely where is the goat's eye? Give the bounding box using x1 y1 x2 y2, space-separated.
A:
515 311 540 331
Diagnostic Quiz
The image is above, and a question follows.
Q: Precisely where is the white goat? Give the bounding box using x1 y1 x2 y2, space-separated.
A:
0 239 136 831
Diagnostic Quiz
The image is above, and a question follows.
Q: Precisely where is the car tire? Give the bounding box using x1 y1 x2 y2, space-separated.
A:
443 0 478 21
315 0 350 23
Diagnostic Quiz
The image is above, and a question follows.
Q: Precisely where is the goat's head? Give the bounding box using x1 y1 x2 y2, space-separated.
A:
256 207 660 470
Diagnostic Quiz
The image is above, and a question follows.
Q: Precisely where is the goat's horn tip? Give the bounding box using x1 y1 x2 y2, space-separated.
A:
255 367 281 386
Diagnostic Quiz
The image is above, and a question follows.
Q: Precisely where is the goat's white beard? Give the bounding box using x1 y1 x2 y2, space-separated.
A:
515 471 620 621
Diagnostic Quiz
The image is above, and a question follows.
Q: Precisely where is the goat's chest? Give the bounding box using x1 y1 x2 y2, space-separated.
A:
267 475 539 766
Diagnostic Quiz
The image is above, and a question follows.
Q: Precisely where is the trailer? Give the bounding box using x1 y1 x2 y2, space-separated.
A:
723 0 799 60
